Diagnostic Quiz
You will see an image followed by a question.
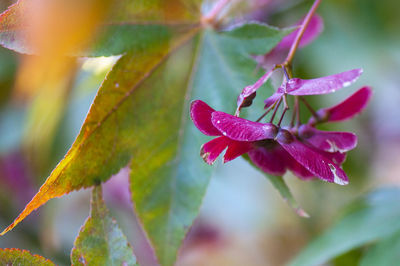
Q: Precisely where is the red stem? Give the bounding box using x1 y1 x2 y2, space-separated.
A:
300 96 319 119
256 100 277 122
283 0 322 66
269 97 282 123
277 94 289 126
291 96 299 127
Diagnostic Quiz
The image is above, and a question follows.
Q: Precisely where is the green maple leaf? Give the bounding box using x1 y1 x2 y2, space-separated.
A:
0 248 55 265
71 186 138 266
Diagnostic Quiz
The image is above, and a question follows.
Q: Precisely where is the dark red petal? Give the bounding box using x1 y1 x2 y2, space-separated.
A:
211 112 278 142
277 133 349 185
322 86 372 122
190 100 221 136
284 69 363 96
288 150 346 179
236 68 275 114
277 15 324 50
322 151 347 165
200 137 230 165
288 159 315 180
288 150 345 179
224 141 254 163
248 145 288 176
299 125 357 153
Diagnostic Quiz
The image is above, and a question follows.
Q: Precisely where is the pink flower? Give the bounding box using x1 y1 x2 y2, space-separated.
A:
190 97 368 185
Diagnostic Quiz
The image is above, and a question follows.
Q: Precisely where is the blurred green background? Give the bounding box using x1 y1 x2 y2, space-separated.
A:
1 0 400 265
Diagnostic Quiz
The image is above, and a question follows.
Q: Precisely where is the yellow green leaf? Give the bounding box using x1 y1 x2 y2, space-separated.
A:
0 27 200 237
71 186 137 266
0 248 55 266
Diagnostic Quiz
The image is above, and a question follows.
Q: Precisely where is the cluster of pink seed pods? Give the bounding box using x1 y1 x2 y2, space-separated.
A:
190 11 372 185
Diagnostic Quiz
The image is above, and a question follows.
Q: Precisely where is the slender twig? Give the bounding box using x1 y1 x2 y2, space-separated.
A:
277 94 289 126
296 97 301 127
299 96 319 120
291 96 299 127
283 0 322 66
256 101 276 122
270 97 282 123
283 67 291 81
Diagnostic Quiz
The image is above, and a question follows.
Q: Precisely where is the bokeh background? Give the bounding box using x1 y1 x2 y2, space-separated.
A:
1 0 400 265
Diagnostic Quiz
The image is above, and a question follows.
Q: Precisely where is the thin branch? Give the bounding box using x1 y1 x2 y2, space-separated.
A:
283 0 322 66
256 101 277 122
291 96 299 127
277 94 289 126
299 96 319 120
269 97 282 123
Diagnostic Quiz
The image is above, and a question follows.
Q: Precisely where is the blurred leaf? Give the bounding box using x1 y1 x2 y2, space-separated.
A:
110 0 201 23
242 154 309 217
86 24 196 57
0 248 55 265
20 59 77 173
0 46 17 104
0 105 25 154
0 0 112 54
263 175 309 217
332 248 363 266
360 230 400 266
0 0 200 56
1 21 290 266
290 188 400 266
71 186 137 266
220 23 293 54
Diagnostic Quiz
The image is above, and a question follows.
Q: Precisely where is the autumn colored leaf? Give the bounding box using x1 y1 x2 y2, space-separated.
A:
0 248 55 265
0 0 201 56
0 0 112 54
0 28 198 236
110 0 201 23
71 186 137 266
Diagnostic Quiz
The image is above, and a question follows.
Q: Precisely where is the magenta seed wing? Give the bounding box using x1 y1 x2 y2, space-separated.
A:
224 141 254 163
211 112 277 141
190 100 221 136
286 68 363 96
278 137 349 185
264 91 283 109
200 137 230 164
299 126 357 153
324 86 372 122
287 157 315 180
321 151 347 165
277 14 324 50
237 68 275 113
248 145 288 176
